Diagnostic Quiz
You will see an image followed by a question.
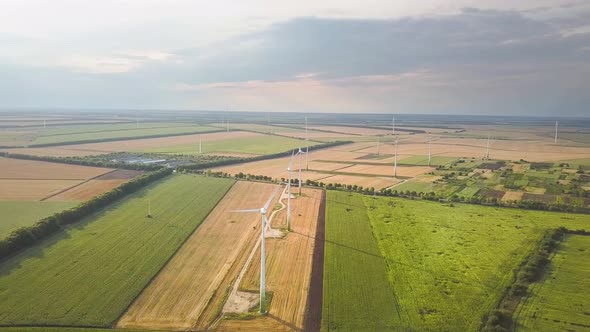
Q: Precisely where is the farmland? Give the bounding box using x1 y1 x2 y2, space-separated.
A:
515 234 590 331
118 181 279 331
0 122 215 147
0 201 77 238
322 191 400 331
322 191 590 331
143 133 317 156
223 187 323 331
0 174 233 327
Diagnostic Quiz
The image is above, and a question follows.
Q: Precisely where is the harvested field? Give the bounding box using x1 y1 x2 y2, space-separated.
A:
47 170 143 201
0 157 111 180
0 179 82 200
502 191 524 202
118 181 280 331
3 131 259 157
307 125 393 136
225 188 322 331
480 188 505 199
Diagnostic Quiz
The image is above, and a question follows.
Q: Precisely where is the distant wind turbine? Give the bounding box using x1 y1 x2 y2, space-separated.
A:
554 121 559 143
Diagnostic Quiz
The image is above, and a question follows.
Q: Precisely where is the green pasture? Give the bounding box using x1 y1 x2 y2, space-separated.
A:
0 201 77 238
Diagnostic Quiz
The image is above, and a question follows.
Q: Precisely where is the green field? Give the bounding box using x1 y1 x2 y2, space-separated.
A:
323 191 590 331
143 134 317 155
0 174 234 327
399 155 457 166
393 179 437 193
0 328 159 332
0 201 77 238
28 123 214 146
515 234 590 331
322 191 400 331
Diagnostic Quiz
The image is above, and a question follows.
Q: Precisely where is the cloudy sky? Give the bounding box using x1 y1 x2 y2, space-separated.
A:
1 0 589 115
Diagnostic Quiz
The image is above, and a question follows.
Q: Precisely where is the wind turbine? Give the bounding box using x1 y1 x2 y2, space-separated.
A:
392 115 395 136
393 137 398 177
485 135 490 159
286 151 295 231
232 187 280 313
554 121 559 143
376 136 381 156
297 147 306 196
199 135 202 154
305 117 309 171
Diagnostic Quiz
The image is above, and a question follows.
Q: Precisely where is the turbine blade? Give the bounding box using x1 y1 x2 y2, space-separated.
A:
230 208 259 213
263 186 280 212
264 215 277 239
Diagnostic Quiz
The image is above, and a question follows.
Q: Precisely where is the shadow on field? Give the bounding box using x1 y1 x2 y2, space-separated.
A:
267 313 304 331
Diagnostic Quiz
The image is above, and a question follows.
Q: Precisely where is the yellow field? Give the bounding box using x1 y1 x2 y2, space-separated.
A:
117 181 280 331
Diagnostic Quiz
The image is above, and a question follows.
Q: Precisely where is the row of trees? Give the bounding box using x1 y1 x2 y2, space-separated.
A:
0 152 162 171
0 168 172 260
484 227 574 331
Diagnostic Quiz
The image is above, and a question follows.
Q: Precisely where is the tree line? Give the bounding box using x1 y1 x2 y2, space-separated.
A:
0 152 162 171
0 168 172 260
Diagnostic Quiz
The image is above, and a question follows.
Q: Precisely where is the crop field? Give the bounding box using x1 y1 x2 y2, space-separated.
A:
227 187 323 331
0 201 77 238
2 131 258 157
5 122 214 147
515 234 590 331
0 157 115 200
0 174 233 327
118 181 279 331
323 191 590 331
399 155 458 166
143 133 317 156
322 191 400 331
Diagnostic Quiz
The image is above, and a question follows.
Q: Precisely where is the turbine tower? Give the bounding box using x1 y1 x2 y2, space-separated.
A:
393 138 398 177
554 121 559 143
305 117 309 171
286 151 295 231
392 115 395 136
199 136 202 154
376 137 381 156
297 147 306 196
232 187 280 313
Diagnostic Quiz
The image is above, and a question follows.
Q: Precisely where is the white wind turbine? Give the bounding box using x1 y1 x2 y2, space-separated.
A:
286 151 295 231
554 121 559 143
232 186 280 314
296 147 306 196
485 134 491 159
393 137 399 177
305 116 309 171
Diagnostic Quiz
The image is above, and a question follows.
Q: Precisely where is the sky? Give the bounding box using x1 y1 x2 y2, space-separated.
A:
1 0 589 116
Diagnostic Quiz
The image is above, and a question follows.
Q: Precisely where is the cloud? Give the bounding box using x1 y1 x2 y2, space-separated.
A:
1 5 589 115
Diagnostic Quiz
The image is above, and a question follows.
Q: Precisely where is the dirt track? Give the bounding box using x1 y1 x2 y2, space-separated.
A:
117 181 280 331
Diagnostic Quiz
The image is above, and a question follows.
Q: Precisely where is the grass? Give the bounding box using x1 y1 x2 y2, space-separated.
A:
393 180 437 193
0 174 234 327
29 124 214 146
0 201 77 238
399 155 457 166
323 192 590 331
515 234 590 331
322 191 400 331
143 134 317 156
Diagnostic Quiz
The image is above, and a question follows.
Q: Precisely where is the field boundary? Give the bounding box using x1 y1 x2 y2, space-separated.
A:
303 190 326 331
113 179 237 327
39 169 119 201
